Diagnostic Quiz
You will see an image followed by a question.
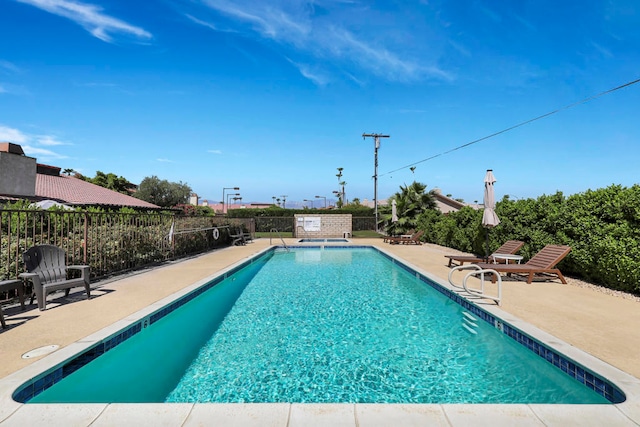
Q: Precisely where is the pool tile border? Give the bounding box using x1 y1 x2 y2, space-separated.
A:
375 247 626 404
12 251 274 403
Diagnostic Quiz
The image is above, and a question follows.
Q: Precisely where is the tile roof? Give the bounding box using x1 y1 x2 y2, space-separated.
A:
35 175 160 209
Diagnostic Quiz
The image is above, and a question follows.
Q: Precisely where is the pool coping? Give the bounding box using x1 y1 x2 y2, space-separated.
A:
2 245 640 426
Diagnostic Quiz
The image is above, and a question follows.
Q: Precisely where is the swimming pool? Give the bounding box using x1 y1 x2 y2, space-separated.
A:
10 246 625 405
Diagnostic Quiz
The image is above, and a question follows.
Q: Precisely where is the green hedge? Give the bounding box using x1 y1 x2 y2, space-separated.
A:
418 184 640 294
228 207 374 218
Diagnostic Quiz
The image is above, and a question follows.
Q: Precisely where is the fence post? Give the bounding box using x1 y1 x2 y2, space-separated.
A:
83 211 89 265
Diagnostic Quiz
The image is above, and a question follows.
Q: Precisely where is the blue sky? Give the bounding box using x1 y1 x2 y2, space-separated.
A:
1 0 639 207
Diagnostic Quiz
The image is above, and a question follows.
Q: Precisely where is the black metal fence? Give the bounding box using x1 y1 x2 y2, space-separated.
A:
1 210 368 303
0 209 249 303
352 216 376 231
254 217 295 233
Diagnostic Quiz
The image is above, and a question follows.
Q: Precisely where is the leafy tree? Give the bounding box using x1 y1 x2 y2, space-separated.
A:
87 171 135 195
70 170 135 195
135 176 192 208
174 204 215 216
380 181 437 235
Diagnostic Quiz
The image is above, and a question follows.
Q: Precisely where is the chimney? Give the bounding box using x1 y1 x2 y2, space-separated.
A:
0 143 37 197
0 142 25 155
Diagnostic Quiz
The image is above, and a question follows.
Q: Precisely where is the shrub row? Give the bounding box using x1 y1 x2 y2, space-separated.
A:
418 184 640 294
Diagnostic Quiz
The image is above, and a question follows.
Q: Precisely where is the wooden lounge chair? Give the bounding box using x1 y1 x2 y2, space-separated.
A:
18 245 91 311
445 240 525 267
476 244 572 284
383 230 414 243
388 230 424 245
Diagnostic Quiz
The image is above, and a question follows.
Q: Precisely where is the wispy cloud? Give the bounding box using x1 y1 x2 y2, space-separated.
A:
287 58 329 86
15 0 152 43
589 41 614 58
22 145 68 160
190 0 451 84
448 39 471 57
0 124 70 160
0 82 29 96
36 135 69 146
199 0 310 41
0 60 21 74
323 26 451 82
207 149 222 154
0 125 29 143
513 13 536 31
186 13 236 33
0 61 20 95
474 2 502 23
156 158 174 163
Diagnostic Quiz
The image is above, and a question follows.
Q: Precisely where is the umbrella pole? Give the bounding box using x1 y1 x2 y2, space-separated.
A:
485 228 490 261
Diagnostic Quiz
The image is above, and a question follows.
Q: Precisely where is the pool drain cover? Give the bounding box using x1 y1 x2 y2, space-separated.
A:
22 345 59 359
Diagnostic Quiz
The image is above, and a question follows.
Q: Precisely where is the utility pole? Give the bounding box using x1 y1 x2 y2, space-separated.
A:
362 133 390 232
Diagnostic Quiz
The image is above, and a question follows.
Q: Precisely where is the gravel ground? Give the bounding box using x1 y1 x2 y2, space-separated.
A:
565 276 640 303
430 243 640 303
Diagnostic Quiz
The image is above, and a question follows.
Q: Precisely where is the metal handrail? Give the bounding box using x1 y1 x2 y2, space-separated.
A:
269 228 289 252
296 225 311 240
448 264 502 306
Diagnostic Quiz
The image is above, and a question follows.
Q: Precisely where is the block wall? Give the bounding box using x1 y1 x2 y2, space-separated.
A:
294 214 353 238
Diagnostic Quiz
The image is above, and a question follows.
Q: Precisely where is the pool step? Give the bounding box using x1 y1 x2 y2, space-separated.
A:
462 311 479 335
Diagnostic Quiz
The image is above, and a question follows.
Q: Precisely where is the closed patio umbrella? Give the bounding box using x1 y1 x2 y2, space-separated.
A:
482 169 500 258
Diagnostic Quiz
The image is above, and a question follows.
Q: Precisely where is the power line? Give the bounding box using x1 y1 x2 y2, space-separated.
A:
381 77 640 177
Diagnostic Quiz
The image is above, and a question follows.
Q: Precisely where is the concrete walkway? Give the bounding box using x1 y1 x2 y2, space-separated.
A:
1 238 640 426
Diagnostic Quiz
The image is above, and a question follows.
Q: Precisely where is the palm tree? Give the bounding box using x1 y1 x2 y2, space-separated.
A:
379 181 437 235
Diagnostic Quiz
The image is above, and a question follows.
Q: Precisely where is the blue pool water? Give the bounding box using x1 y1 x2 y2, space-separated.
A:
24 247 614 404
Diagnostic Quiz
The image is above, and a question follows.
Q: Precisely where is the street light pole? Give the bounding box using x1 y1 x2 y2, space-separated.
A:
280 195 287 209
332 190 340 208
222 186 240 214
227 192 240 211
315 195 326 208
362 133 390 232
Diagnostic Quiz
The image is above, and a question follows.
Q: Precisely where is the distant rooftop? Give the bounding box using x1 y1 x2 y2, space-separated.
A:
36 174 158 209
0 142 160 209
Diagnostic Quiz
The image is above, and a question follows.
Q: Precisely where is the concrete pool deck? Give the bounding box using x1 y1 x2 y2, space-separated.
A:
1 238 640 426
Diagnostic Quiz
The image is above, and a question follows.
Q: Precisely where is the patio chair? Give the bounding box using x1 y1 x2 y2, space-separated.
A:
230 228 246 246
445 240 525 267
388 230 424 245
476 244 572 284
19 245 91 311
